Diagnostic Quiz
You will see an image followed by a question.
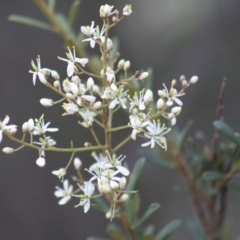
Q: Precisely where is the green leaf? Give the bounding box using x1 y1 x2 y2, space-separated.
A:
201 171 225 181
133 203 161 229
107 223 127 240
8 15 54 32
138 149 174 169
155 220 181 240
213 120 240 146
56 13 69 32
47 0 56 11
68 0 81 29
177 120 193 151
144 225 155 240
126 158 145 191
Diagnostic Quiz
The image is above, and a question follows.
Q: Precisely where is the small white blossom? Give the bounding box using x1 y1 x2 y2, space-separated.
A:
129 113 150 140
29 56 48 85
79 110 97 128
75 181 95 213
139 72 149 80
123 4 132 16
161 83 184 106
129 92 146 112
59 47 88 77
87 77 94 90
100 4 117 18
81 21 96 37
144 89 153 105
62 102 79 115
34 136 56 148
33 115 58 135
54 179 73 205
52 168 66 181
190 76 198 84
0 116 17 143
141 120 169 149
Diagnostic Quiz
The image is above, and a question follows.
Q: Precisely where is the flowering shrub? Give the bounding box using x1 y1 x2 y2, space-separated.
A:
3 1 240 240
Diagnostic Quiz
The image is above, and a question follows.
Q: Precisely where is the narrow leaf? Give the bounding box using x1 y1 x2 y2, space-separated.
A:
213 120 240 146
133 203 161 228
8 15 54 32
155 220 181 240
126 158 145 191
107 223 127 240
47 0 56 11
144 225 155 240
138 149 173 169
201 171 225 181
68 0 81 28
91 197 108 212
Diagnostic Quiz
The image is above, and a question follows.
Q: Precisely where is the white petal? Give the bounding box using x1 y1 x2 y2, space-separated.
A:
173 97 183 106
75 58 88 67
58 196 71 205
116 166 129 176
54 189 64 198
67 62 75 77
38 72 47 84
83 200 90 213
109 99 118 109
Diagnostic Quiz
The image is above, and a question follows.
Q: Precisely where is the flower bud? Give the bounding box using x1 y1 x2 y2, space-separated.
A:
93 85 100 93
54 80 60 88
112 16 117 22
2 147 14 154
87 77 94 90
119 193 129 202
118 59 125 69
72 75 81 85
51 70 60 80
52 168 66 180
157 98 164 110
36 157 45 167
28 119 34 132
190 76 198 84
105 211 112 219
171 106 182 115
74 157 82 170
65 93 75 100
171 79 177 88
119 177 127 189
124 61 130 71
182 80 188 88
144 90 153 104
22 122 29 133
6 127 17 135
40 98 54 107
84 142 92 147
139 72 149 80
158 90 166 98
93 101 102 109
180 75 186 82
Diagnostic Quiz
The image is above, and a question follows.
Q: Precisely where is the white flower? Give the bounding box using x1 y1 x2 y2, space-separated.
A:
75 181 95 213
29 56 48 85
129 92 146 112
141 120 169 149
54 179 73 205
33 115 58 135
104 152 129 176
62 102 79 115
129 113 150 140
79 110 97 128
59 47 88 77
34 136 56 148
0 116 17 143
99 4 117 18
101 84 128 109
81 21 96 37
52 168 66 181
160 83 184 106
123 4 132 16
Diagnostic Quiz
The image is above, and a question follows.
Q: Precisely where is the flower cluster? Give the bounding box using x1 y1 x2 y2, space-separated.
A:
1 3 198 220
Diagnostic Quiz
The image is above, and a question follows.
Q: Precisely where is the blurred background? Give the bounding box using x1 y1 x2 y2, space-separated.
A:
0 0 240 239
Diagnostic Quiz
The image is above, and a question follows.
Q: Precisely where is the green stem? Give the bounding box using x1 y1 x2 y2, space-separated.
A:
107 125 130 132
112 135 132 153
